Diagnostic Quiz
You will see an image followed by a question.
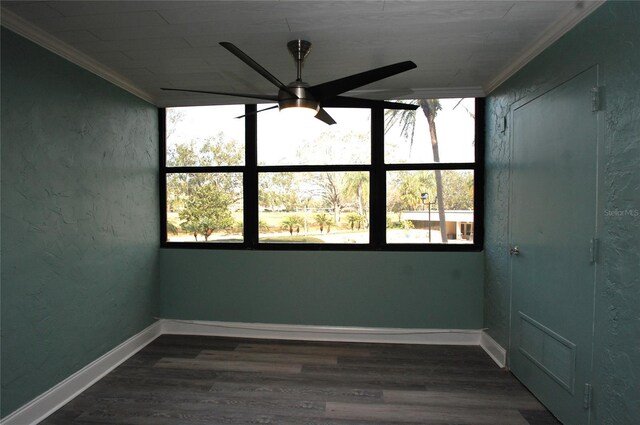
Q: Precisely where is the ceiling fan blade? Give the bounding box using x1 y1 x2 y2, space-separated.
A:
314 108 337 125
309 61 417 101
322 96 419 110
161 87 278 102
234 105 279 119
220 42 294 95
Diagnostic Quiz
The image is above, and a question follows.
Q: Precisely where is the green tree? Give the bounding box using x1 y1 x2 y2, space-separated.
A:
441 170 474 210
346 213 365 230
168 132 243 167
313 212 333 234
387 171 436 213
167 134 244 211
259 172 300 211
179 184 234 241
385 99 449 242
166 141 198 211
180 221 200 241
281 215 305 236
200 134 243 166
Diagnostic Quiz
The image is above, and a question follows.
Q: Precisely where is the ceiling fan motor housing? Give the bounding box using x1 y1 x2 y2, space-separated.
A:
278 82 319 113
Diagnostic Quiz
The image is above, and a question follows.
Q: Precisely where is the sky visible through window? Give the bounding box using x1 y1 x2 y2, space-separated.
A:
167 99 474 165
385 98 475 163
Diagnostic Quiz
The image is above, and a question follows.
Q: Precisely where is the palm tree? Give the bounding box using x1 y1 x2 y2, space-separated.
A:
346 213 365 231
385 99 448 243
389 170 436 212
342 172 369 226
314 212 333 234
281 215 304 236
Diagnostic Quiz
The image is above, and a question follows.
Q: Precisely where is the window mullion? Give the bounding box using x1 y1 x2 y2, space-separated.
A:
159 108 168 244
473 97 485 249
257 164 370 173
384 162 476 171
370 107 385 248
244 104 258 247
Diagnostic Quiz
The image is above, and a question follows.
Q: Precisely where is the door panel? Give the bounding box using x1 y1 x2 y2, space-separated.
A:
509 67 598 424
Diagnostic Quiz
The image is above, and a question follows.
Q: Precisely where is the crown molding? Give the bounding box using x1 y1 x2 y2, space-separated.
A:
400 87 487 99
348 86 487 100
484 0 605 94
1 8 156 105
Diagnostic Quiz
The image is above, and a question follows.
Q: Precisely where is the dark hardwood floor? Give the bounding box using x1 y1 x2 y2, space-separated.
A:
41 335 560 424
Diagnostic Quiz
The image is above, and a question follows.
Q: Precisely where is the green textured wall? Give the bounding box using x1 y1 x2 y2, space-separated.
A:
0 29 159 418
484 2 639 423
160 249 484 329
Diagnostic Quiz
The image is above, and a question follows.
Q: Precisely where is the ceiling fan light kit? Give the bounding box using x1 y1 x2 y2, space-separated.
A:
162 40 418 125
279 103 319 120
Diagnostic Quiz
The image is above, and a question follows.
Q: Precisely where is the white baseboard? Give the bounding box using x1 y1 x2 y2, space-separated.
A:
2 320 497 424
159 319 482 346
480 330 507 368
1 321 162 425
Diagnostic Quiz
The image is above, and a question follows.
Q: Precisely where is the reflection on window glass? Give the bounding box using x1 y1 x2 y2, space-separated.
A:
166 105 245 166
258 172 370 244
166 173 243 242
384 98 475 164
258 106 370 166
386 170 474 244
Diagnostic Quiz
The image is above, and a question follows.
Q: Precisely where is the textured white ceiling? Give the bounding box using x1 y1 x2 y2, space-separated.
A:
1 1 602 107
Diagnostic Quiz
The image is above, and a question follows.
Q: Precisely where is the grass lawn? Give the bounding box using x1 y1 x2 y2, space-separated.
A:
259 235 326 243
168 210 466 244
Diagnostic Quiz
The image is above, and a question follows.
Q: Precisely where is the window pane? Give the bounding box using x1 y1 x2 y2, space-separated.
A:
386 170 474 244
258 172 370 244
166 173 243 242
384 98 475 164
258 106 370 165
166 105 245 166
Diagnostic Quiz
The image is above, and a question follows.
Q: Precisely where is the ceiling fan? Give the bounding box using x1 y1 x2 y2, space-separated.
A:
161 40 419 125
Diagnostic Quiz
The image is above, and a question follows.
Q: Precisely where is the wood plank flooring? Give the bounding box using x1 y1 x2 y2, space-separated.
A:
40 335 560 424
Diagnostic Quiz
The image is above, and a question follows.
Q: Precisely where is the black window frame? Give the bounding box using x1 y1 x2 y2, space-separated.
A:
160 99 485 251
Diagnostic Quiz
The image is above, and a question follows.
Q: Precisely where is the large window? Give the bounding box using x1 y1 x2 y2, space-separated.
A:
161 99 484 250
